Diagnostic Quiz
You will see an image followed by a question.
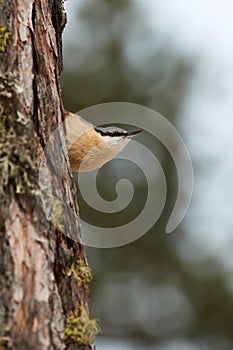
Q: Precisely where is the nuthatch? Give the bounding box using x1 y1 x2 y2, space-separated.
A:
65 112 142 172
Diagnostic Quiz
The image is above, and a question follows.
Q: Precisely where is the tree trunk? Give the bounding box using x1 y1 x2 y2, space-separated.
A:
0 1 96 349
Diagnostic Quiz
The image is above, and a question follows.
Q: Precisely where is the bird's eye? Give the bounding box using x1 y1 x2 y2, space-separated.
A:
94 127 107 136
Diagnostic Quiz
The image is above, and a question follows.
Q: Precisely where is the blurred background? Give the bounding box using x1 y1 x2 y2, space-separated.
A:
61 0 233 349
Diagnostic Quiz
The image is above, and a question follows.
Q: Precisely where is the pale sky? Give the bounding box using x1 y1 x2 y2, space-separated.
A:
149 0 233 269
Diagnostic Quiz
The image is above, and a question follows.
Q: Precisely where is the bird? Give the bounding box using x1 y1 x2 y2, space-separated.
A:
64 112 142 172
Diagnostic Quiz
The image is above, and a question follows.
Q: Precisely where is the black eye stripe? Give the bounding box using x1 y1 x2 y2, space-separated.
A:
94 127 128 137
94 126 142 137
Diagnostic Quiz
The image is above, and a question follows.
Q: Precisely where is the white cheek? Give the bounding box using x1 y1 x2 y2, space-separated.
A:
104 136 130 152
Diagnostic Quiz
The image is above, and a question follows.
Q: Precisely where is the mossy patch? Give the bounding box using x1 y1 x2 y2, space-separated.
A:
45 192 64 232
0 72 38 194
0 26 11 53
67 259 92 289
65 305 100 345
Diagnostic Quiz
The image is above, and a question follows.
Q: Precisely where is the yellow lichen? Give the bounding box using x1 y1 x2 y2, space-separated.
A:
0 26 11 53
65 305 100 345
67 259 93 288
46 192 64 232
0 323 11 347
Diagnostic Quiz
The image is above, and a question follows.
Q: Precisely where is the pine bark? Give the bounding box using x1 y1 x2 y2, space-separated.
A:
0 1 92 349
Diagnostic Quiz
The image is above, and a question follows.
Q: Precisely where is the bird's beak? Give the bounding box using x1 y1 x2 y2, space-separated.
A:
127 129 143 137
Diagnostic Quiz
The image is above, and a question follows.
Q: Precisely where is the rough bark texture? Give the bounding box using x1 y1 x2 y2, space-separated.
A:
0 1 94 349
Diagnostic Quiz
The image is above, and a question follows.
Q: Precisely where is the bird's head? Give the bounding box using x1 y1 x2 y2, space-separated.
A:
94 126 142 152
